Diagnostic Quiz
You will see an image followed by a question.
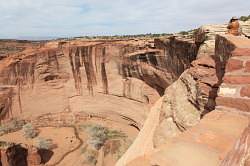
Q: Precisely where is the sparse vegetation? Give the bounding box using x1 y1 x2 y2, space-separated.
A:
85 125 110 150
58 33 173 41
115 139 133 160
0 141 14 149
22 123 38 139
0 118 26 135
78 124 131 164
179 31 189 35
239 15 250 22
36 137 54 150
83 149 98 166
80 124 126 150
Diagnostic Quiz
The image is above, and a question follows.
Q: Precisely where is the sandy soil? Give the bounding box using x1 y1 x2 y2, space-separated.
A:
0 127 81 165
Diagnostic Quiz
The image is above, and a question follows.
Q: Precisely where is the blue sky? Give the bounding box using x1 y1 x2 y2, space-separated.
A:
0 0 249 39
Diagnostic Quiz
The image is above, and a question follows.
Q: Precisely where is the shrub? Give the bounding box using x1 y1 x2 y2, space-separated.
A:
36 137 54 150
239 15 250 22
0 119 26 135
22 123 38 139
83 149 98 166
179 31 189 35
0 141 14 149
240 16 249 22
80 145 88 154
86 125 108 150
115 139 133 160
83 124 127 150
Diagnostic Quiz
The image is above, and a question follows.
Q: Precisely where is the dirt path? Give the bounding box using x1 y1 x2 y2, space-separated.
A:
49 126 83 166
116 97 163 166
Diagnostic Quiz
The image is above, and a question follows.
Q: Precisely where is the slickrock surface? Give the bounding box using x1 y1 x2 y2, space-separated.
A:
128 110 249 166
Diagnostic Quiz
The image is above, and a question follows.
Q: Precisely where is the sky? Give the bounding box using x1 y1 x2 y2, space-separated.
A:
0 0 249 39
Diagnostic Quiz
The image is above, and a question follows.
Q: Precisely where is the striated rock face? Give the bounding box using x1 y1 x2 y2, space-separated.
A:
0 41 159 126
0 88 13 122
153 55 219 146
0 35 201 125
121 49 174 95
154 36 198 79
120 36 199 96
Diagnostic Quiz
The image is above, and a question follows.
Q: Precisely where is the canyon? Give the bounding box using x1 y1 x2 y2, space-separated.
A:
0 20 250 166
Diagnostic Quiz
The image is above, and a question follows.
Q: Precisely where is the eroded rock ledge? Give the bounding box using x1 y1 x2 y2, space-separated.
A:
124 35 250 166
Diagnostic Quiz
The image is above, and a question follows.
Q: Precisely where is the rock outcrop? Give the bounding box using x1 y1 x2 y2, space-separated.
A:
152 21 250 146
153 55 219 146
123 34 250 166
195 20 250 58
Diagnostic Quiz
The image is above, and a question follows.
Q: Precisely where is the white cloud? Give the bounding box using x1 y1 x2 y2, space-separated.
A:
0 0 249 38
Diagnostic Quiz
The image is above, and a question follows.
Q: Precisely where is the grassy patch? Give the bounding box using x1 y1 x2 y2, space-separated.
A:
22 123 38 139
83 149 98 166
36 137 54 150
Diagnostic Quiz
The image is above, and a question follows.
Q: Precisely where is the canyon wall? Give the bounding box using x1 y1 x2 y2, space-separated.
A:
0 40 161 129
120 36 199 96
154 36 198 78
